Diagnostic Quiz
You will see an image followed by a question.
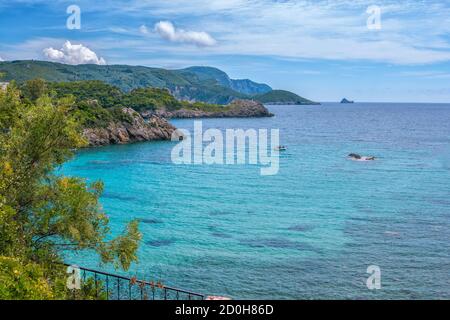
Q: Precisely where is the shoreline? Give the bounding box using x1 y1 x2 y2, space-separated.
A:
84 100 274 147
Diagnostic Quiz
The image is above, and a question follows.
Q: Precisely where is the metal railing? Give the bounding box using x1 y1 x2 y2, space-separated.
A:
65 264 205 300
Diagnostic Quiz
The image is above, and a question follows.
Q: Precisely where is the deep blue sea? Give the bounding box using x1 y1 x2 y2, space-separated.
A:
61 103 450 299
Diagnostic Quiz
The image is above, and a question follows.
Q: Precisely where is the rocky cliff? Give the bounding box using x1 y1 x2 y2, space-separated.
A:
141 99 274 119
180 66 272 95
83 108 176 146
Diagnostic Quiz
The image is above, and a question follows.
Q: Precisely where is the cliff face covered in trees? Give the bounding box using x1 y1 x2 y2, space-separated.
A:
16 79 273 146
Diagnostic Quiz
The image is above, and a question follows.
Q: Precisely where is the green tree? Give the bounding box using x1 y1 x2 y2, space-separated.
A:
0 256 54 299
21 78 48 103
48 80 123 108
0 83 141 299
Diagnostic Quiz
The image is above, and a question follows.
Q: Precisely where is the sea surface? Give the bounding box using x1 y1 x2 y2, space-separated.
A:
61 103 450 299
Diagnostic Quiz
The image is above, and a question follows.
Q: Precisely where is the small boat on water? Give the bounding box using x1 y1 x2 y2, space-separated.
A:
275 145 287 151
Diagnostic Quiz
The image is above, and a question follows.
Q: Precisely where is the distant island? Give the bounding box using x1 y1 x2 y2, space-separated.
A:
340 98 354 104
0 60 318 105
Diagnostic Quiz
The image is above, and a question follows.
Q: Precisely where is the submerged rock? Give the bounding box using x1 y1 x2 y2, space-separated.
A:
348 153 362 159
83 107 176 146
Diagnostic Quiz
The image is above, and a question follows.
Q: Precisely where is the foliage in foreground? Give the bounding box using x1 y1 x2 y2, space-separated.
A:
0 256 54 299
0 83 142 299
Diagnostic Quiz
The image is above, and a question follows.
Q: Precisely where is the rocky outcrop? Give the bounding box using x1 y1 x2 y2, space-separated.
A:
341 98 354 104
141 99 274 119
348 153 376 161
83 108 176 146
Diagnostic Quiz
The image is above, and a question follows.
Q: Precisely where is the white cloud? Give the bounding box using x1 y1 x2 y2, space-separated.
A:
119 0 450 65
154 21 217 47
139 24 149 35
43 41 106 65
5 1 450 66
0 56 4 62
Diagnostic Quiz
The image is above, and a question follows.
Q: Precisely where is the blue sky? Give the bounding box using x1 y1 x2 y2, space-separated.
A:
1 0 450 102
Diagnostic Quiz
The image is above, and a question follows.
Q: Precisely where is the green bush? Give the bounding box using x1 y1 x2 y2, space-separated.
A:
0 256 54 300
47 80 123 108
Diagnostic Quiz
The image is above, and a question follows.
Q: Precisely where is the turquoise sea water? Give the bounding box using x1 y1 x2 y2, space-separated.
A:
61 103 450 299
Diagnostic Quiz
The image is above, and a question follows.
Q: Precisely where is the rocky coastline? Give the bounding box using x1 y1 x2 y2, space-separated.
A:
141 99 274 119
83 100 273 146
83 108 176 146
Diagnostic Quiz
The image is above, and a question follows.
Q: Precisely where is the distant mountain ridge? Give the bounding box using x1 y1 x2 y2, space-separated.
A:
181 66 272 95
0 60 317 105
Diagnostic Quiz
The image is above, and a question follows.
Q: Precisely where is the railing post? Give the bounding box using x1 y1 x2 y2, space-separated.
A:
129 282 132 300
106 276 109 300
117 278 120 300
94 272 98 298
